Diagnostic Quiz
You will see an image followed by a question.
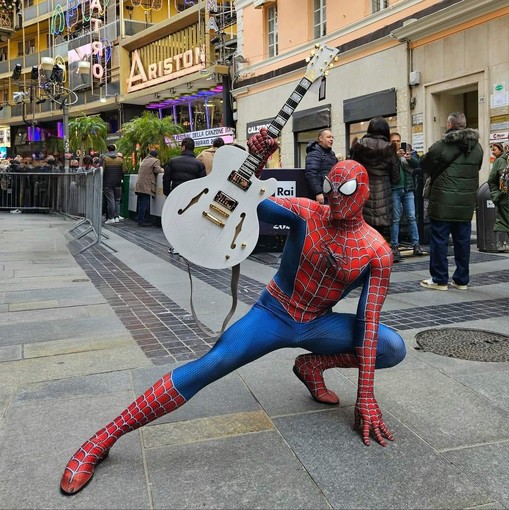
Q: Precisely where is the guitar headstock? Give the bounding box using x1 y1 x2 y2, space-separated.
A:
304 44 340 83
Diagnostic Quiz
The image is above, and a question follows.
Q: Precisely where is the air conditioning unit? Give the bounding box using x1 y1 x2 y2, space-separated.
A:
253 0 276 9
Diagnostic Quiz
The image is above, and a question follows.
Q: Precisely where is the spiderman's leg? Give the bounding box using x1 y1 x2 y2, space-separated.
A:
293 314 406 404
60 372 185 495
61 300 290 495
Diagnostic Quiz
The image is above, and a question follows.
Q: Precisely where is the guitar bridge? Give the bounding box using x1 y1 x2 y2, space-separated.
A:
202 211 225 228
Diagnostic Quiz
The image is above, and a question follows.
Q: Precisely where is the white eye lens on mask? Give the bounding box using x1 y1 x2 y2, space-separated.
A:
339 179 357 196
323 176 332 194
323 177 357 196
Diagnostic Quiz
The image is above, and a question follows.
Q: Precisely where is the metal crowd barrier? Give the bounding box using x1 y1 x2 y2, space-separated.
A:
0 168 103 252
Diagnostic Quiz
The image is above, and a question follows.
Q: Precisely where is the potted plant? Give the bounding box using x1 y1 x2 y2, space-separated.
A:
116 111 183 173
68 114 109 164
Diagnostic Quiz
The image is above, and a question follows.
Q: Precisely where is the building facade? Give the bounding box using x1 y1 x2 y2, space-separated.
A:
0 0 507 182
232 0 509 182
0 0 236 159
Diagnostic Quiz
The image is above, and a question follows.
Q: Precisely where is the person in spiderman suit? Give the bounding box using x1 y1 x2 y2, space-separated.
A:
60 129 406 495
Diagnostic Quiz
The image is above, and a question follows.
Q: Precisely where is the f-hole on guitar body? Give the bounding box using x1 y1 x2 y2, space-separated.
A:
161 145 278 269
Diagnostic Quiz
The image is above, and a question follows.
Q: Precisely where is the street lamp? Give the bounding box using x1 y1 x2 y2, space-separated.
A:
10 56 90 170
38 56 90 171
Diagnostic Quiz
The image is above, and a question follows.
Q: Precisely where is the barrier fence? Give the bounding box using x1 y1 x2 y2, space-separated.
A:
0 168 103 252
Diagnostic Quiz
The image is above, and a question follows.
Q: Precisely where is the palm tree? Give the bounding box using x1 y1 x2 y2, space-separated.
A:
116 111 183 173
69 114 109 164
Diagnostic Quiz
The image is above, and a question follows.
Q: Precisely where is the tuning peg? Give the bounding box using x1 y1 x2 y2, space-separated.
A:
305 57 311 63
329 63 334 68
324 71 329 77
315 43 321 49
334 56 339 62
310 50 316 57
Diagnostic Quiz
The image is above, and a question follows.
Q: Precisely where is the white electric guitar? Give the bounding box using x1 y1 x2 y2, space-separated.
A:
161 44 340 269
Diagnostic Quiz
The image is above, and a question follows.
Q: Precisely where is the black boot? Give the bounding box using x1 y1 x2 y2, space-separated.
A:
413 244 425 256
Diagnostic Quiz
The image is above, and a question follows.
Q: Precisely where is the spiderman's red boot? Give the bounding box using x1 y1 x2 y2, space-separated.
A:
60 373 185 495
293 353 358 405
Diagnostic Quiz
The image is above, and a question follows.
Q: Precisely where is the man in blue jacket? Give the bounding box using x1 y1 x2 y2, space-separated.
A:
304 129 338 204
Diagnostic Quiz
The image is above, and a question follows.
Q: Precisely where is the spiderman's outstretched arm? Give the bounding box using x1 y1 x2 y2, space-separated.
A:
353 259 393 447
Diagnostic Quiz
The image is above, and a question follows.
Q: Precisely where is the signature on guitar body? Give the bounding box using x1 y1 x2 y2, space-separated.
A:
161 146 278 269
162 43 340 269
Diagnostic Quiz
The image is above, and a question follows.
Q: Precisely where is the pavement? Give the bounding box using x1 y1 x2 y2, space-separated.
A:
0 210 508 510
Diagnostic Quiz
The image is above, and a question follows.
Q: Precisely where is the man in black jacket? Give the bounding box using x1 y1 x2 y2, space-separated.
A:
102 144 125 224
163 138 206 197
304 129 338 204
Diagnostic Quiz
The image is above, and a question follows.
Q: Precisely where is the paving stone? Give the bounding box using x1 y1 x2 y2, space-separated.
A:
146 431 329 509
273 408 494 510
8 300 60 312
373 368 509 450
444 443 509 509
143 410 273 448
0 344 22 362
0 393 149 510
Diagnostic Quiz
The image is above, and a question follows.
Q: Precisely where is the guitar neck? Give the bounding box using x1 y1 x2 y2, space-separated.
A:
267 77 313 139
239 76 313 179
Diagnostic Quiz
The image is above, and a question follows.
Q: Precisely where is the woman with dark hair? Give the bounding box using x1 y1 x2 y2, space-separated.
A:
350 117 399 238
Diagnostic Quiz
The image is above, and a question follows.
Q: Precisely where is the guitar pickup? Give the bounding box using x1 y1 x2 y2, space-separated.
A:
213 190 238 212
228 171 252 191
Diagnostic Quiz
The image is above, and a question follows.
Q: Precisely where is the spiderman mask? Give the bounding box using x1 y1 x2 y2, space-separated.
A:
323 160 369 220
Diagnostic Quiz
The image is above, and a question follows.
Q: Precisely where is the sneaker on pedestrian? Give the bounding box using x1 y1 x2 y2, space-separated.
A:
114 217 120 223
105 218 116 225
117 215 124 220
413 244 425 256
392 246 402 263
420 278 448 291
450 280 468 290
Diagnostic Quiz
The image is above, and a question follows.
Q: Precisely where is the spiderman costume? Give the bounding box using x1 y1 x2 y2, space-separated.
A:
60 135 406 495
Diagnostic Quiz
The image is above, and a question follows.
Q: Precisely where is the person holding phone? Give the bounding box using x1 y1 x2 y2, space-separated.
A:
389 133 424 261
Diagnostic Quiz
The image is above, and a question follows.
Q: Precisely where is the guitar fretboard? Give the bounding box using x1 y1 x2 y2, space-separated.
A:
238 77 313 180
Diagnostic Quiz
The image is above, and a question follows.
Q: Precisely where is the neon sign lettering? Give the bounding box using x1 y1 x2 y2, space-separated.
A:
127 47 204 93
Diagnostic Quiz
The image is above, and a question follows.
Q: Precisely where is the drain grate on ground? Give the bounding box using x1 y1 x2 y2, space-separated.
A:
415 328 509 362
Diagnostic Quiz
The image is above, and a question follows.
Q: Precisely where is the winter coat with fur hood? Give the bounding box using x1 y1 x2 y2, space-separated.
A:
350 134 400 228
420 128 483 222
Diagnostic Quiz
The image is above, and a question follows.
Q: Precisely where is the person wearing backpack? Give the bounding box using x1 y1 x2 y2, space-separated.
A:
487 143 509 248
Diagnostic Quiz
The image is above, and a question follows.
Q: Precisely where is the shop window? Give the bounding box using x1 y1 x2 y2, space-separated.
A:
267 5 278 58
0 46 7 62
313 0 326 39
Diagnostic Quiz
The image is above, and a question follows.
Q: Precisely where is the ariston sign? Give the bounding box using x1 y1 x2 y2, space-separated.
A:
127 47 205 93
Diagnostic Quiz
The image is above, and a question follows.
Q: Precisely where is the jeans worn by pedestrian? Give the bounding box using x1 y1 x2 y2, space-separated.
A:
390 189 420 248
137 193 151 225
103 187 116 220
429 219 471 286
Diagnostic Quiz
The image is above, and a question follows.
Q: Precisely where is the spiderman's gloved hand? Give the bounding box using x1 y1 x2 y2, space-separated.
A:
247 127 279 175
353 394 394 447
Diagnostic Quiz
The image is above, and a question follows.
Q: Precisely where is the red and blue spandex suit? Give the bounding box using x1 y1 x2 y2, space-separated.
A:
60 159 406 495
